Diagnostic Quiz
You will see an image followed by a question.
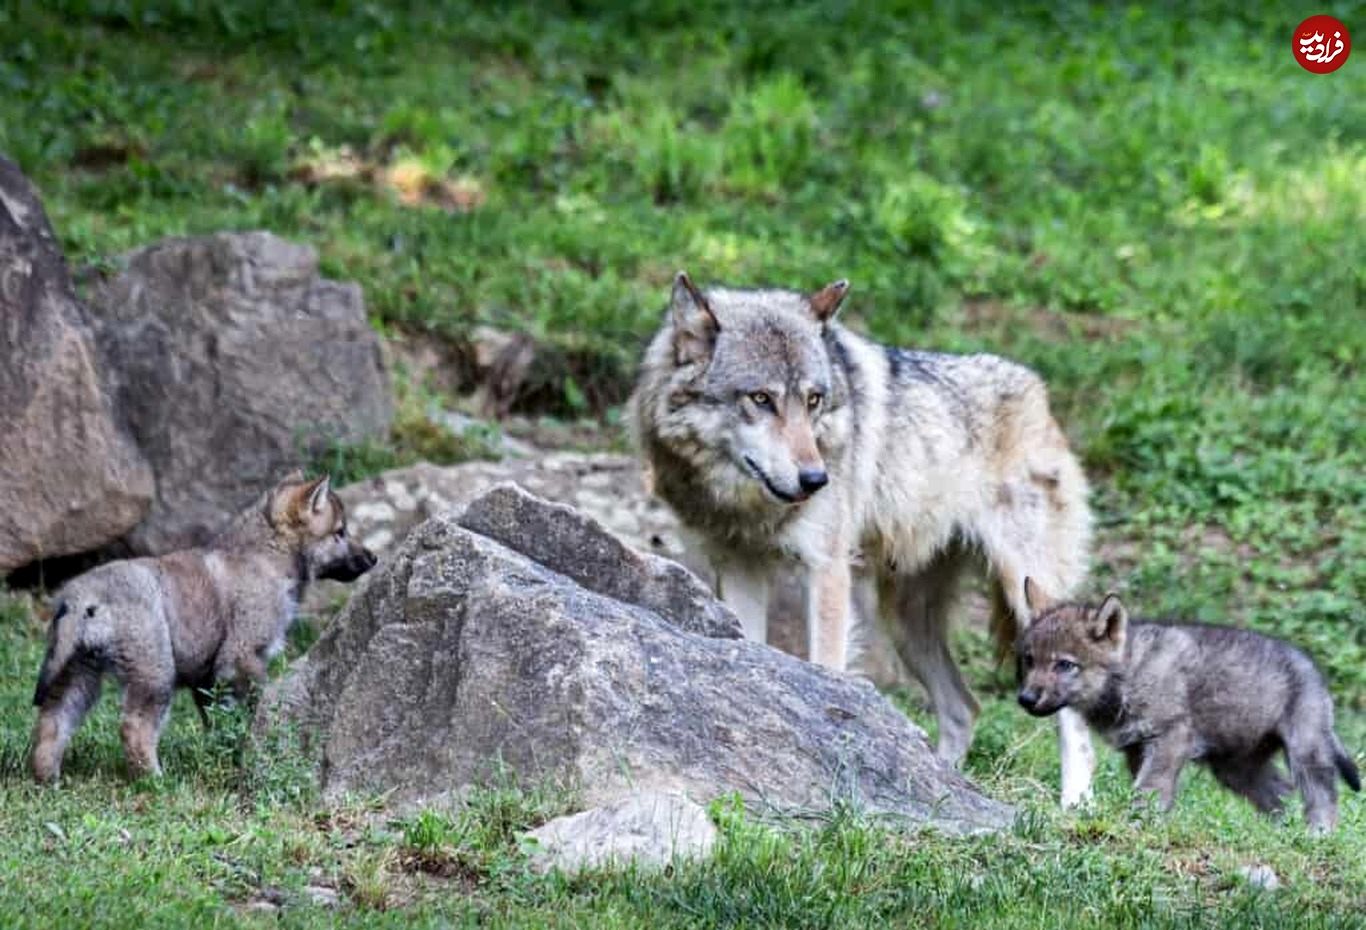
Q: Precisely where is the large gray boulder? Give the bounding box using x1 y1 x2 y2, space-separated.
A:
87 231 393 553
0 158 154 573
259 484 1012 834
330 453 914 687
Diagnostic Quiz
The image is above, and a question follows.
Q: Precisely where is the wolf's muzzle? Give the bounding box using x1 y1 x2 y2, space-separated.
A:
318 547 378 582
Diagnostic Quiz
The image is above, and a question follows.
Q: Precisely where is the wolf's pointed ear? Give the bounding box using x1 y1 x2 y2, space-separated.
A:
671 271 719 365
307 475 332 514
1091 593 1128 647
1023 576 1054 615
808 279 850 324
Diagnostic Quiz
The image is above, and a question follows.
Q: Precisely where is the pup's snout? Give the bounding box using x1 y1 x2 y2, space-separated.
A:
358 547 378 570
797 468 829 495
1017 689 1039 712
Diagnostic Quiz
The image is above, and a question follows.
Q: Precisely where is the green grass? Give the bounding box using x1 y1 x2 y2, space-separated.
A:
0 1 1363 926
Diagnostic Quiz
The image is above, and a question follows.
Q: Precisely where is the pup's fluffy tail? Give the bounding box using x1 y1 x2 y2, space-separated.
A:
1333 735 1361 793
33 601 78 707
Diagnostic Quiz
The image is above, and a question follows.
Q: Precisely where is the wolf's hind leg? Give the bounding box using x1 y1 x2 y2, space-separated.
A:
1285 729 1342 834
1208 752 1292 816
31 665 102 784
120 686 172 778
882 549 977 765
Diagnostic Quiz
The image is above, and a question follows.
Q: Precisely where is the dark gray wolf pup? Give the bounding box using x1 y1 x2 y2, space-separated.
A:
1017 579 1360 832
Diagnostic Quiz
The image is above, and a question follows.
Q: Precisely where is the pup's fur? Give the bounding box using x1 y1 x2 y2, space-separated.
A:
30 472 376 783
631 273 1095 803
1017 580 1360 832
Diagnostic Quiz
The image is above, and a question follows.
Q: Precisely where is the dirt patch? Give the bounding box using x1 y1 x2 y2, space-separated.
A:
292 147 486 213
961 299 1134 343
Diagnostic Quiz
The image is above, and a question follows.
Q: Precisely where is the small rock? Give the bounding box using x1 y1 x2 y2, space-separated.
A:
302 884 341 908
1238 863 1281 891
524 792 717 875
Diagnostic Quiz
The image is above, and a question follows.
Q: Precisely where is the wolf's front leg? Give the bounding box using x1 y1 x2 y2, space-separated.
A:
714 564 770 644
807 555 852 671
1058 708 1096 808
1132 729 1194 811
214 647 270 704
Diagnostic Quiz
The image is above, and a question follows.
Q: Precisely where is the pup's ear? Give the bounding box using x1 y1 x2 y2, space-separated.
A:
307 475 332 514
670 271 719 365
808 279 849 324
1090 594 1128 648
1023 576 1055 615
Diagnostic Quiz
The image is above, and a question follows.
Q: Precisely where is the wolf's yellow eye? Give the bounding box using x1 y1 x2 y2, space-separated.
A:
748 391 773 408
807 392 824 411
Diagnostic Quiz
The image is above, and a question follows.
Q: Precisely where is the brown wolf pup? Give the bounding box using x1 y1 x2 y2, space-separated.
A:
1016 579 1360 833
30 472 376 783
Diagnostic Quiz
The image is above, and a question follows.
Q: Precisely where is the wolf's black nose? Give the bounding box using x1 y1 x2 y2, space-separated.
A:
798 468 829 494
1017 689 1038 710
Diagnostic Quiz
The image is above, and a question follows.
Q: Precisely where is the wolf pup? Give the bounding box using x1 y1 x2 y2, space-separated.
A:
1016 579 1360 832
631 273 1095 804
30 472 376 783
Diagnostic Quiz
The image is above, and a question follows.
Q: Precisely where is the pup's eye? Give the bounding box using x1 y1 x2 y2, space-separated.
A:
1054 658 1078 673
1021 654 1034 670
748 391 774 409
807 392 824 411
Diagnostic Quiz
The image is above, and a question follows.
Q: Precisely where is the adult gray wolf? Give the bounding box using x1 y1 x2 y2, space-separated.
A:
30 472 376 783
1017 580 1360 832
631 272 1095 804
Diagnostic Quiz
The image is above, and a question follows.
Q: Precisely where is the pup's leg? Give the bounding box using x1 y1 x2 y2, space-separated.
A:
1208 752 1292 816
213 646 271 705
31 665 103 785
1285 729 1342 834
1132 729 1194 811
881 549 977 764
119 685 172 779
807 554 852 670
714 563 770 645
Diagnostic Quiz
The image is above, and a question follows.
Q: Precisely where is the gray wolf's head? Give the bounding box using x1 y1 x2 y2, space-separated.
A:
646 271 853 507
1015 578 1128 717
265 472 378 582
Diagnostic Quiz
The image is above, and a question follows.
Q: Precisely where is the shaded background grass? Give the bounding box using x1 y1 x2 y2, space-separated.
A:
0 1 1362 926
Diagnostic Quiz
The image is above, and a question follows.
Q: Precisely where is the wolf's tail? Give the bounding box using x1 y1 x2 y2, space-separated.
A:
1333 735 1361 793
32 601 79 707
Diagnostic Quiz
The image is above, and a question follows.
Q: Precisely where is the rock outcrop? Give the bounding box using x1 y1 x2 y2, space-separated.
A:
259 484 1012 835
0 157 153 573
